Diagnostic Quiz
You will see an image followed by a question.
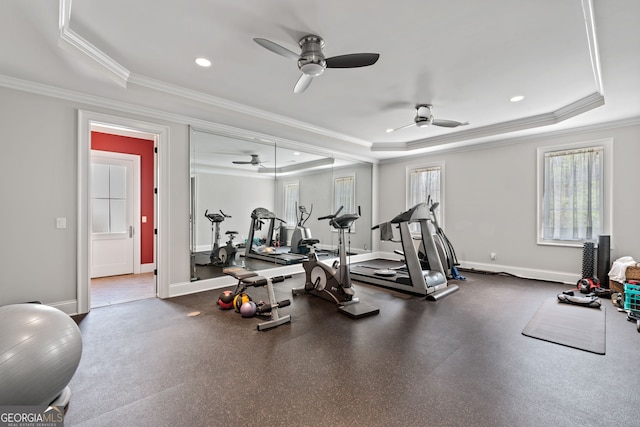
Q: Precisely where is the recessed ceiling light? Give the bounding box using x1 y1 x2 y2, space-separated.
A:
293 152 300 155
195 57 211 67
385 128 394 133
510 95 525 102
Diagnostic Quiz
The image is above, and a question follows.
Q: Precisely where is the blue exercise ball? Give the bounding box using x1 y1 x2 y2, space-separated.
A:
0 304 83 406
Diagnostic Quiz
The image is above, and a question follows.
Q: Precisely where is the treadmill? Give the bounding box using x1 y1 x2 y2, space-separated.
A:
349 203 459 301
244 207 308 265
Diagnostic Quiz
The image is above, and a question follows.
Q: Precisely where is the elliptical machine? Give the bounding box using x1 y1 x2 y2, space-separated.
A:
204 209 238 267
292 206 379 319
423 196 464 280
290 203 313 254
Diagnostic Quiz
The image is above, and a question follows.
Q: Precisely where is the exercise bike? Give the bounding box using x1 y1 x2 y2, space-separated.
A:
292 206 379 319
290 203 314 255
204 209 238 267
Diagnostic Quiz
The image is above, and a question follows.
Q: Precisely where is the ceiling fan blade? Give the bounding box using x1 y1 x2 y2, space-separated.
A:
432 119 469 128
386 123 416 133
294 74 314 93
253 38 299 61
232 161 252 164
325 53 380 68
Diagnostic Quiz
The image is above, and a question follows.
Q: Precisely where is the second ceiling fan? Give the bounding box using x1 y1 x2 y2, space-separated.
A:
387 104 469 133
254 34 379 93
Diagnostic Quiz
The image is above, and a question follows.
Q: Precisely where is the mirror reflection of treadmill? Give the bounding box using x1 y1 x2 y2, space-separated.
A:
349 203 459 301
244 207 308 265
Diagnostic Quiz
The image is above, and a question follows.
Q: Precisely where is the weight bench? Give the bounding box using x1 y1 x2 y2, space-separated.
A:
223 267 292 331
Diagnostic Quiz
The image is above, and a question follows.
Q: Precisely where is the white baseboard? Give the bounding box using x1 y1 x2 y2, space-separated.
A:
49 300 79 316
350 252 580 284
169 263 308 298
168 252 385 299
140 263 155 273
458 261 580 284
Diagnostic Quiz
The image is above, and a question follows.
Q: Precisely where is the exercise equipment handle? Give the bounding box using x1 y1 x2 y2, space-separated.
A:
270 275 292 284
220 210 232 218
256 299 291 314
318 205 344 221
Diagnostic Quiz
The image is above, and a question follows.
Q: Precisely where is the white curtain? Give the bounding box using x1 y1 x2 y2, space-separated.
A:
543 147 603 241
409 167 441 222
283 182 299 226
334 176 355 214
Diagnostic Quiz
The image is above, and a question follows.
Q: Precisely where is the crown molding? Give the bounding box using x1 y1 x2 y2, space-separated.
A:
581 0 604 93
371 92 605 152
191 163 275 180
55 0 608 159
378 115 640 165
258 157 335 174
128 73 372 148
58 0 372 149
58 0 129 87
0 73 381 168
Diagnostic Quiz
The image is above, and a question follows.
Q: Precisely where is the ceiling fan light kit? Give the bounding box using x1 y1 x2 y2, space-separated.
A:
298 35 327 76
388 104 469 133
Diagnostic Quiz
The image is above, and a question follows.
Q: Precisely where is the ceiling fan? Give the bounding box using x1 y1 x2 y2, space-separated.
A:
254 34 379 93
232 154 263 167
386 104 469 133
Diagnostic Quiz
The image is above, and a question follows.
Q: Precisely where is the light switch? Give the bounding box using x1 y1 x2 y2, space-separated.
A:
142 216 147 223
56 217 67 229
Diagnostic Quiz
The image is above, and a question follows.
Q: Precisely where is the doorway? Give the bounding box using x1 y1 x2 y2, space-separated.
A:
78 110 170 314
90 149 152 307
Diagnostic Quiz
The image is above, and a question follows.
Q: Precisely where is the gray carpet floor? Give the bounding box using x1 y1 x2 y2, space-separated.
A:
67 271 640 426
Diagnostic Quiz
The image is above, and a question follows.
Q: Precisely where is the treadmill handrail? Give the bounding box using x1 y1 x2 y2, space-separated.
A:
318 205 344 221
390 203 430 224
251 207 276 220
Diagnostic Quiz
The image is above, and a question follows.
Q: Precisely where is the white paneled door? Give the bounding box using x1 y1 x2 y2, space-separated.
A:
90 151 140 278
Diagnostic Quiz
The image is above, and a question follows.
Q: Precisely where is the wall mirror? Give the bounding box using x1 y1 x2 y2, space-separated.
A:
189 127 372 282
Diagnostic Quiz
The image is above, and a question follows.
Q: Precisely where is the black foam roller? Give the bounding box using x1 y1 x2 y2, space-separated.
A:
582 241 595 279
597 235 611 287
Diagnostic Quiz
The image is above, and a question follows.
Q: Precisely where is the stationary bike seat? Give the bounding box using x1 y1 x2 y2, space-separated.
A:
300 238 320 246
225 230 238 235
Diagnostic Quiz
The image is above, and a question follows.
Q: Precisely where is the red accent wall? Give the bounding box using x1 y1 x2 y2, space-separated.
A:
91 131 155 264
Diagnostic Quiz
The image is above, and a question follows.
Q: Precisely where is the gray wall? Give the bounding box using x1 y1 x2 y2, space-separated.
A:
0 88 77 306
0 86 192 310
274 162 373 253
194 173 275 250
1 84 638 312
377 122 640 283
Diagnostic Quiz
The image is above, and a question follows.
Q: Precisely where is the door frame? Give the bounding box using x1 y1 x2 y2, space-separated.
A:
78 110 170 314
90 150 141 277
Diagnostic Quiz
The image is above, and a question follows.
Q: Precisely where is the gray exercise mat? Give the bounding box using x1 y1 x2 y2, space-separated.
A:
522 297 606 355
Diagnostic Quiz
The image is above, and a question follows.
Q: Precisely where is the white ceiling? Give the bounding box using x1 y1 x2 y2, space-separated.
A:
1 0 638 161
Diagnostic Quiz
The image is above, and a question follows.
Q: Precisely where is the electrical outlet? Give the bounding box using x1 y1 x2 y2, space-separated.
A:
56 217 67 229
490 252 497 260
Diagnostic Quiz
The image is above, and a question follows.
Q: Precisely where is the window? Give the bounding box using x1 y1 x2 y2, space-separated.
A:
91 163 127 234
283 182 299 226
538 140 611 245
407 163 443 227
334 175 355 214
